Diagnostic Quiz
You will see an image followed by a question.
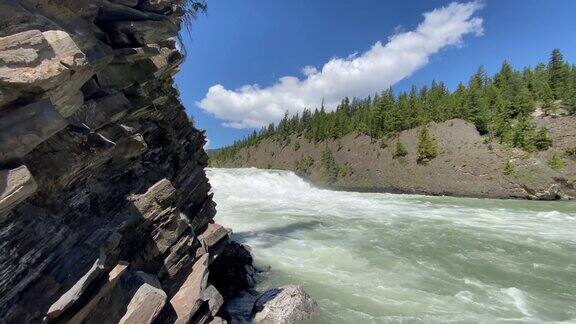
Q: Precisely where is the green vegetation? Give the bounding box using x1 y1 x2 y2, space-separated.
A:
533 127 553 151
295 155 314 175
293 141 301 151
321 148 339 184
503 160 515 175
547 154 566 170
417 126 438 163
212 50 575 164
393 141 408 158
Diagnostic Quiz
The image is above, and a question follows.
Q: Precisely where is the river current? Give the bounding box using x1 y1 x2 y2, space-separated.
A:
207 168 576 323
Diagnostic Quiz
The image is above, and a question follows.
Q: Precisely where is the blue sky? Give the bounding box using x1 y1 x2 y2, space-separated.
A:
175 0 576 149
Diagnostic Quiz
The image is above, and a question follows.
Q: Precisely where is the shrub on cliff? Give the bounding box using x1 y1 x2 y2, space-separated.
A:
295 156 314 175
393 141 408 158
321 148 338 183
547 154 566 170
533 127 553 150
417 126 438 163
503 160 515 175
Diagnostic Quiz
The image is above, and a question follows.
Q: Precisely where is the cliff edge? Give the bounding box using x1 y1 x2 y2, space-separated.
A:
0 1 247 323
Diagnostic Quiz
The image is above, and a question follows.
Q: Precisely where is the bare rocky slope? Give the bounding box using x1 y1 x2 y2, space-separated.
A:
214 117 576 200
0 1 253 323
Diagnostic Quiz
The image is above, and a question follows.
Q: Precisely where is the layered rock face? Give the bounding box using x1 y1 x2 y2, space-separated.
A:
0 1 239 323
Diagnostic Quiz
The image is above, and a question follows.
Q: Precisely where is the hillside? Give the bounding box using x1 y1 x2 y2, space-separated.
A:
211 50 576 200
211 116 576 200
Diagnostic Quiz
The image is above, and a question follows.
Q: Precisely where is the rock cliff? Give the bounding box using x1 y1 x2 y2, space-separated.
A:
0 1 246 323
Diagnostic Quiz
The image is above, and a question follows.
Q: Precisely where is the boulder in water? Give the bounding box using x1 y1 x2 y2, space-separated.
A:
251 285 317 324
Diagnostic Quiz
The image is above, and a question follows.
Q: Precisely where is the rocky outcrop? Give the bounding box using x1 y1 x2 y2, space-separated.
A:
0 1 245 323
215 118 576 200
252 285 317 324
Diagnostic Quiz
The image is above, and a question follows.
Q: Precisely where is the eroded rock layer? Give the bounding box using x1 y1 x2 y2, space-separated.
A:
0 1 236 323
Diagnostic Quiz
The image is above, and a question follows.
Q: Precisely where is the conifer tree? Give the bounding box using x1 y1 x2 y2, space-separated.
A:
549 49 569 100
393 141 408 158
417 126 438 163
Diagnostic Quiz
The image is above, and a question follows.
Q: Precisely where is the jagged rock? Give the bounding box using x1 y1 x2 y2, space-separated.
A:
109 20 178 47
112 134 148 159
67 262 129 324
118 271 167 324
0 30 69 90
252 285 317 324
114 46 161 63
209 317 228 324
110 0 139 7
209 242 256 298
198 223 231 256
139 0 174 14
0 1 254 322
98 1 166 22
170 254 209 324
45 259 105 320
130 178 177 218
0 29 90 113
0 165 37 217
203 285 224 317
70 92 132 130
0 99 68 164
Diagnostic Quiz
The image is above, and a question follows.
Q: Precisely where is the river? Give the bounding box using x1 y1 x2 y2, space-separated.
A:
207 168 576 323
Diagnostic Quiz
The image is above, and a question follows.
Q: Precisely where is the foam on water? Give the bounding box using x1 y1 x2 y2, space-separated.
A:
207 168 576 323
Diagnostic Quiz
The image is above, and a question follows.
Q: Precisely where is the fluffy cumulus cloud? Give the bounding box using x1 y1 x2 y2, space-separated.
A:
198 2 484 129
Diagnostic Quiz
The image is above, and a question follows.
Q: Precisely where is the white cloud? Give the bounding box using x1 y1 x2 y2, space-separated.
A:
197 2 484 129
204 138 211 149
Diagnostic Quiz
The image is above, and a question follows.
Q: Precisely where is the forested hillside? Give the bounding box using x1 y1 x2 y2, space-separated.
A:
212 50 576 164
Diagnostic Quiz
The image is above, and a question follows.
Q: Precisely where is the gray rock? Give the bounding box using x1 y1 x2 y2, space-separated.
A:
109 20 178 47
252 285 317 324
0 165 37 217
170 254 209 324
45 259 106 320
0 99 68 164
110 0 139 7
67 262 130 324
139 0 174 14
203 285 224 317
112 133 148 159
70 92 132 130
198 223 231 256
118 272 167 324
0 1 253 323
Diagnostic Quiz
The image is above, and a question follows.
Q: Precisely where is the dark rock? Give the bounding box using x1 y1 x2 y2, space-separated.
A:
209 242 256 298
0 99 68 165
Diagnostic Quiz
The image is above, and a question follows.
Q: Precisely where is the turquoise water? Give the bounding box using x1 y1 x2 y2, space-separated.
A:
208 168 576 323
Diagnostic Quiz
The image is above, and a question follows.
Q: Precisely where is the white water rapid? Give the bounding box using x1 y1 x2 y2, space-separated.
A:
207 168 576 323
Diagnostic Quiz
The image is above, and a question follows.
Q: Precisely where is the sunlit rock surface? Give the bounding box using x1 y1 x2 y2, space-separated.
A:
0 1 246 323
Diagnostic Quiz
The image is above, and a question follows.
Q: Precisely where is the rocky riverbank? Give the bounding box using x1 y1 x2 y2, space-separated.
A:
0 0 255 322
212 117 576 200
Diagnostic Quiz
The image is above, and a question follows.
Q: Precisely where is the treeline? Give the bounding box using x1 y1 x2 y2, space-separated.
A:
212 50 576 163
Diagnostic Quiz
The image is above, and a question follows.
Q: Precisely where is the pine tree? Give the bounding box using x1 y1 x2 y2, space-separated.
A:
549 49 569 100
393 141 408 158
417 125 438 163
